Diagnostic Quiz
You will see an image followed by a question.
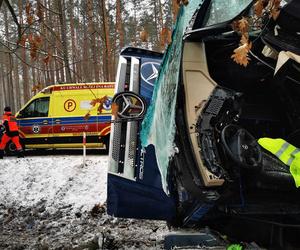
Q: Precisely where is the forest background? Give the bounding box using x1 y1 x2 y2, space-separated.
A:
0 0 179 113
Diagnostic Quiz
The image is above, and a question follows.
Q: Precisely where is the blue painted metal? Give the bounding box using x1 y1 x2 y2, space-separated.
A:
183 203 213 226
140 57 162 103
107 173 176 220
106 48 177 220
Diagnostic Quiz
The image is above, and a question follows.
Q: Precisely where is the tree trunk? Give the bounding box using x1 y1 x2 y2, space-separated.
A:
0 62 7 110
69 0 78 82
133 0 138 46
0 64 4 111
13 57 21 110
87 0 100 82
82 14 91 82
116 0 124 48
32 62 36 85
171 0 180 23
158 0 164 51
2 56 8 109
4 6 15 111
153 1 160 51
57 0 72 82
18 0 30 104
99 0 112 81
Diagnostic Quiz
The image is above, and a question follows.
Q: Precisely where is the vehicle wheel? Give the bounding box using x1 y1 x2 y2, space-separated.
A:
103 136 110 155
5 141 17 156
35 148 47 155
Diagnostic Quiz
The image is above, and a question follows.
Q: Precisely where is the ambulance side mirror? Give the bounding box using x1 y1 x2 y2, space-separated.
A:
112 91 147 121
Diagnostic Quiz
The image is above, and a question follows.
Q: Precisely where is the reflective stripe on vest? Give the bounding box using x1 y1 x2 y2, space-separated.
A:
258 138 297 165
275 141 298 165
258 138 300 187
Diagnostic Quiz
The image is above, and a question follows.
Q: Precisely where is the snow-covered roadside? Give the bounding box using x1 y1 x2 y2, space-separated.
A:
0 155 108 212
0 155 168 249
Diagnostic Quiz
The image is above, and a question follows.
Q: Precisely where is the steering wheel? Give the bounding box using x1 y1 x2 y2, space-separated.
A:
221 124 262 169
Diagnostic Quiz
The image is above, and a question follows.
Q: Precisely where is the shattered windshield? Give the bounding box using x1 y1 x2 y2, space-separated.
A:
141 0 204 193
204 0 252 26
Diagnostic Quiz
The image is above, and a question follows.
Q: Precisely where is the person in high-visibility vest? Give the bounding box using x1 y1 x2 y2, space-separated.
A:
0 106 24 159
258 137 300 187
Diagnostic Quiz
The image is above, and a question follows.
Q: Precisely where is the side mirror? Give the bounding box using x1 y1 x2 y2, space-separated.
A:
112 91 147 121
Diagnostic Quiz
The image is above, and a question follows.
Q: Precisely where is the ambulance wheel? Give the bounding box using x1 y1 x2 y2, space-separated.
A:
103 136 110 155
5 141 17 156
35 148 47 154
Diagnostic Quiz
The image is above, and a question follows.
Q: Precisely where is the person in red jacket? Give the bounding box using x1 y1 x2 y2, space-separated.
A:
0 106 24 159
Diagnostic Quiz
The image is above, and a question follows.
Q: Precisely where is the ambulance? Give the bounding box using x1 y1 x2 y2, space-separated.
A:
13 82 114 153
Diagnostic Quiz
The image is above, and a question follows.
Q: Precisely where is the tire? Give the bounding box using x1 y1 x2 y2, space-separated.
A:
35 148 48 155
5 141 17 156
102 136 110 155
4 139 25 156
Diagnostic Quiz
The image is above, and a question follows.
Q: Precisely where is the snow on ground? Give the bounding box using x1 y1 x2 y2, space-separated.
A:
0 155 108 212
0 154 169 249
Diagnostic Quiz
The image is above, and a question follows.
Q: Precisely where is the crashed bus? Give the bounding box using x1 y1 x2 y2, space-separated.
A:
108 0 300 248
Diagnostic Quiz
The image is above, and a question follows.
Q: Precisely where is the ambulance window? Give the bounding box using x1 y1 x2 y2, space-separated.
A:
21 97 50 118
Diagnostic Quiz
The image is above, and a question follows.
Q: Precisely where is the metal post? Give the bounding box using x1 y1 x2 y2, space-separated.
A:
83 132 86 166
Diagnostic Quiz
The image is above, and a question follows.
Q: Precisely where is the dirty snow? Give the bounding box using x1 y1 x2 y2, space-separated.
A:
0 155 108 212
0 154 169 249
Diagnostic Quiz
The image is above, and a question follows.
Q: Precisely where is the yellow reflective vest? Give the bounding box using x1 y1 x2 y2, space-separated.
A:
258 138 300 187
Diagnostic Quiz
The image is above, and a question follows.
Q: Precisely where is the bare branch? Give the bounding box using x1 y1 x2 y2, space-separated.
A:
0 38 97 81
0 38 64 61
4 0 22 39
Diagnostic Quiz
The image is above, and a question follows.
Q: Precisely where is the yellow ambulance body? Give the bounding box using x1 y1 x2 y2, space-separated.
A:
15 82 115 151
